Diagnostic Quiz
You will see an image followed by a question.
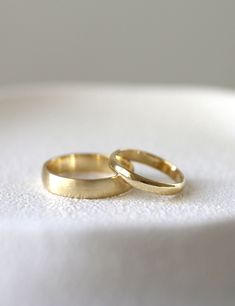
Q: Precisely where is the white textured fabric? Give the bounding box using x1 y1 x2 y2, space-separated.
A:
0 85 235 306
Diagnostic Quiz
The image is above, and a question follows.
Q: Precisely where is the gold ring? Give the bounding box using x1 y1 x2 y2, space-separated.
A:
109 149 185 195
42 153 133 199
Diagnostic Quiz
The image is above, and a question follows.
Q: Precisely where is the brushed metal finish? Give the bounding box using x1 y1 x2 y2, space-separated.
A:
42 153 133 199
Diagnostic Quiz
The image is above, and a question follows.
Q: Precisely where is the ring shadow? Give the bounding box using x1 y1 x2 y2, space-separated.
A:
120 178 215 205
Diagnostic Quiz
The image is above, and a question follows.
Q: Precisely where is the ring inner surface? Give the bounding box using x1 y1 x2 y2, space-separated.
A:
47 153 133 180
47 154 113 179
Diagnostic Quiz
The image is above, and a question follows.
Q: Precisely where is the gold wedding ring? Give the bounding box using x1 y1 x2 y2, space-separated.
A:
109 149 185 195
42 149 185 199
42 153 133 199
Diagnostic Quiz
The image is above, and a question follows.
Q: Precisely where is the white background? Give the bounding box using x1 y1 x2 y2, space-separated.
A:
0 0 234 87
0 85 235 306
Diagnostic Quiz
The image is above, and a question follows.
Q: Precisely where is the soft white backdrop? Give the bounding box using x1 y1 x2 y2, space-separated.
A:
0 0 234 87
0 85 235 306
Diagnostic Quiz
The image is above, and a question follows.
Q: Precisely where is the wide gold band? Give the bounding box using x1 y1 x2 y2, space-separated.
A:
109 149 185 195
42 153 133 199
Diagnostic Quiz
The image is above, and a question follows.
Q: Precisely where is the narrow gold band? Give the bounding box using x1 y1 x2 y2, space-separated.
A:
42 153 133 199
109 149 185 195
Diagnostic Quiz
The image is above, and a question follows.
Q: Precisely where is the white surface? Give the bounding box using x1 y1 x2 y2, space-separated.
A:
0 84 235 306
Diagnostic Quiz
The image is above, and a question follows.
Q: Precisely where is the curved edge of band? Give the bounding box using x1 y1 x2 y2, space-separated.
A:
109 149 186 195
42 153 134 199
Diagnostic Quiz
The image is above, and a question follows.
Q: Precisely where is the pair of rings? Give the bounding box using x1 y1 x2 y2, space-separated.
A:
42 149 185 199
